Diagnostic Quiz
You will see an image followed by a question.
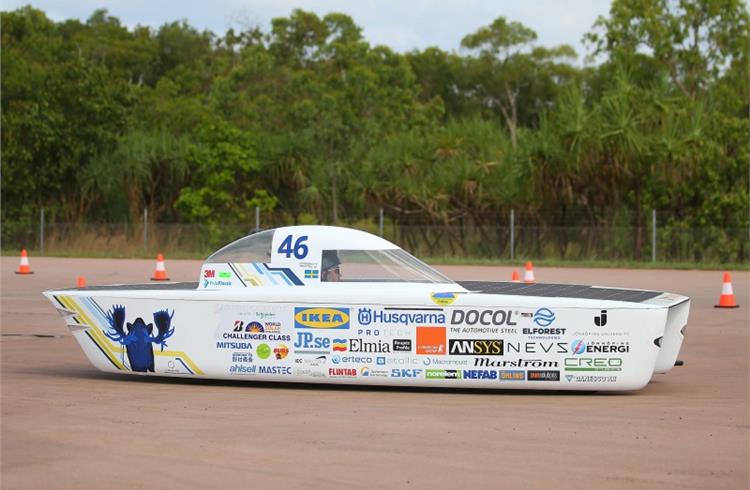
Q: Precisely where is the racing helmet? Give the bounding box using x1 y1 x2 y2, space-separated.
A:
321 250 341 273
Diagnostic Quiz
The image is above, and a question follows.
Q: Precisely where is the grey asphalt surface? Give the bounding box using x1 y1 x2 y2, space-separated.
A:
2 256 748 489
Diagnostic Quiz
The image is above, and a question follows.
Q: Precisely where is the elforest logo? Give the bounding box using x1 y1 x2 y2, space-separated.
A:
294 307 350 329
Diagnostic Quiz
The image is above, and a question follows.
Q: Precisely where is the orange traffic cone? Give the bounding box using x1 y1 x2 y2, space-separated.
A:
150 253 170 281
15 249 34 275
714 272 739 308
77 276 86 288
523 261 535 283
511 271 521 283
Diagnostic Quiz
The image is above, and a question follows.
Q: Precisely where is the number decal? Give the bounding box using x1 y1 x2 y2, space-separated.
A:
293 236 309 259
277 235 309 259
278 235 293 257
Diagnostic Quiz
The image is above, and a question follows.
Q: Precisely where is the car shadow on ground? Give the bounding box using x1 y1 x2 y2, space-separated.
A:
18 363 637 397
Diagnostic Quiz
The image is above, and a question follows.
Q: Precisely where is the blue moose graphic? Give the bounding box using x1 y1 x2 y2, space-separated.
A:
104 305 175 372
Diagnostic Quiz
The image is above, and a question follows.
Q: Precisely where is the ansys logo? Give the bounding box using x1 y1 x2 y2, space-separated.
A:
532 308 556 327
294 307 350 329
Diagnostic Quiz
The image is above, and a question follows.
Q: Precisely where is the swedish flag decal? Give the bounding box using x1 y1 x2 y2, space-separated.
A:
304 269 319 279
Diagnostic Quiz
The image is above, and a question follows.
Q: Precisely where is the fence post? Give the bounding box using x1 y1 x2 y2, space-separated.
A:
255 206 260 232
379 208 384 237
510 209 515 260
40 208 44 254
651 209 656 263
143 208 148 253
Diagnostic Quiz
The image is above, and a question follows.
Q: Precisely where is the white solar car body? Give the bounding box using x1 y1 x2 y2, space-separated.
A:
44 226 689 391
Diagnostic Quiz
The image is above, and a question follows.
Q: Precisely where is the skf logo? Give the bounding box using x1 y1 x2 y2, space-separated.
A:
448 339 504 355
204 269 215 278
391 369 423 378
294 307 350 329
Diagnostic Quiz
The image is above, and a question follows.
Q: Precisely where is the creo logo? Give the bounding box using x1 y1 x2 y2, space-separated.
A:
294 307 350 329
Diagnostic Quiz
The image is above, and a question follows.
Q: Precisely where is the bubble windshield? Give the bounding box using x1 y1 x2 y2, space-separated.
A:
320 249 452 283
206 229 274 263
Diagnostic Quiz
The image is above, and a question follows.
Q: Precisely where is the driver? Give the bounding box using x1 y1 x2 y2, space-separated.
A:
321 250 342 282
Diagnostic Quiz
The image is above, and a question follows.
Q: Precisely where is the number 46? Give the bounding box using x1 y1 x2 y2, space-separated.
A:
277 235 309 259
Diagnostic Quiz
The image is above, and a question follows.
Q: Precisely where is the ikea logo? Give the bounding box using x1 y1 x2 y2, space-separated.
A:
294 307 350 329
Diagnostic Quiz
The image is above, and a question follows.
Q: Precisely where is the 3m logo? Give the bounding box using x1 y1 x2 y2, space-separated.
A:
294 307 350 329
416 327 446 355
204 269 215 278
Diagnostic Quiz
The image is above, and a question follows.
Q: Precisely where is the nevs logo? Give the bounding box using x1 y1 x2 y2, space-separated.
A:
294 307 350 329
451 310 517 326
594 310 608 327
449 339 504 355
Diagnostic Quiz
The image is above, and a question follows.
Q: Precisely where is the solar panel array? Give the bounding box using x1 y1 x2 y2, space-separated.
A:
457 281 662 303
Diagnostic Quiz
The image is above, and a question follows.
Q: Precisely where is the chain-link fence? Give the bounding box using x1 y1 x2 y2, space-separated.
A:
2 211 748 264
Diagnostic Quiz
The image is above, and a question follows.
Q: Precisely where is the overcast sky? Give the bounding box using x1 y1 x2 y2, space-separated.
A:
2 1 612 61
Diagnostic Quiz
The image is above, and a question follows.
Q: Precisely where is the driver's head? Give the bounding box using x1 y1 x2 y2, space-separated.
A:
321 250 341 282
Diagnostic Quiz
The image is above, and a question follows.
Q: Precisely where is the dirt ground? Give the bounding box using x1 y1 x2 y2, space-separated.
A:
2 256 748 489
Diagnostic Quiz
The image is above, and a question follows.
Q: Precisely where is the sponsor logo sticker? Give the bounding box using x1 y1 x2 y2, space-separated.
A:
231 352 253 363
392 339 412 352
461 369 497 380
450 309 517 326
329 367 357 377
570 339 630 354
527 370 560 381
430 292 458 306
358 308 446 326
294 307 350 329
416 327 446 355
256 343 271 359
273 344 289 360
499 370 525 380
425 369 462 379
564 357 623 372
532 308 556 327
391 368 423 378
448 339 504 355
